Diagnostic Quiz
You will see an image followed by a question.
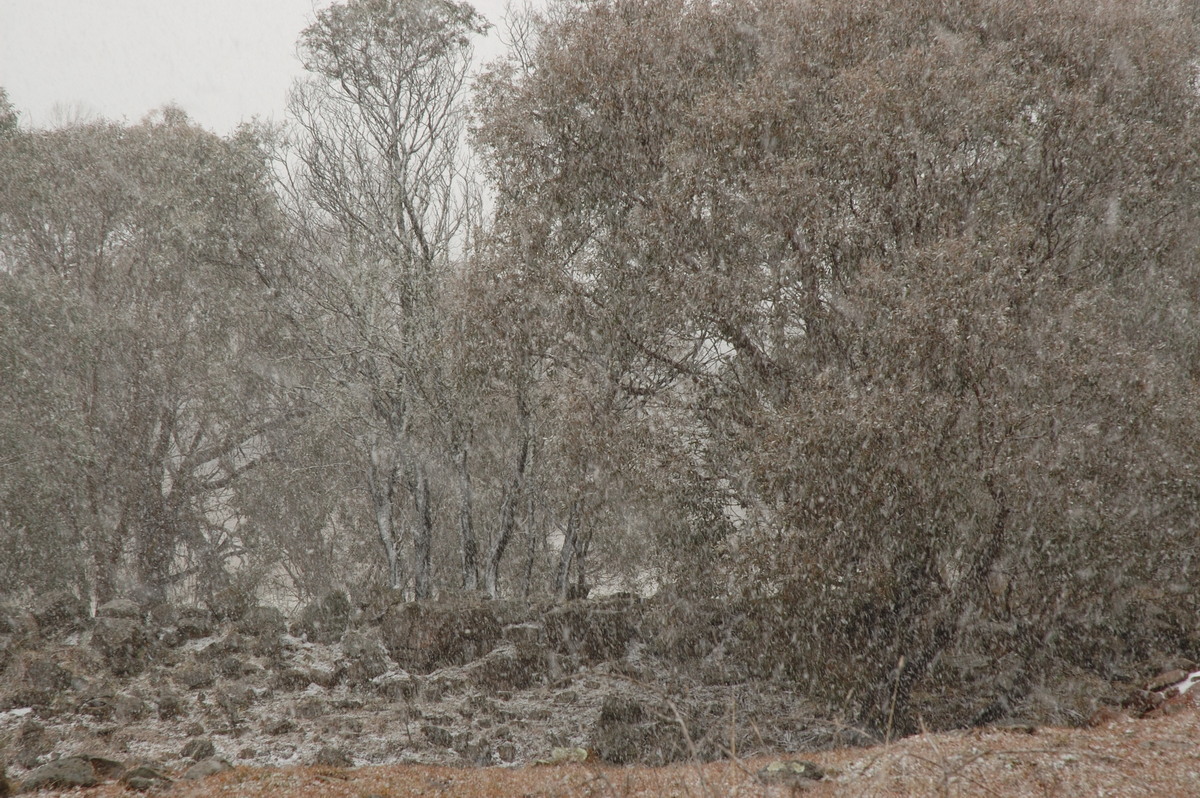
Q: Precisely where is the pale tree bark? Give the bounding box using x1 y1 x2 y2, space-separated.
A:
278 0 485 596
554 498 581 601
454 445 480 590
368 439 406 591
484 429 530 598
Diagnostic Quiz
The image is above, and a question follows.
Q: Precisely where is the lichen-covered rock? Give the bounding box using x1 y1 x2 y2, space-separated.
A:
379 598 500 673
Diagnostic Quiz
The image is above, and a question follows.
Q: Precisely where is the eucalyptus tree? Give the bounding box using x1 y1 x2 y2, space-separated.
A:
278 0 486 598
477 0 1200 730
0 108 297 604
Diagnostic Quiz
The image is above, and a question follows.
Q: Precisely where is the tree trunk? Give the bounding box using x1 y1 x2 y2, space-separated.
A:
454 445 479 590
368 440 405 591
409 462 434 600
522 495 536 600
554 498 581 600
484 430 530 598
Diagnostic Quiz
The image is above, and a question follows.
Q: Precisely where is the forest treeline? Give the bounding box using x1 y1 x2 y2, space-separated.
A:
2 0 1199 732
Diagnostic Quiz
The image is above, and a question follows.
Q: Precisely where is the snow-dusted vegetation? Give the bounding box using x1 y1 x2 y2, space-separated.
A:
2 0 1199 785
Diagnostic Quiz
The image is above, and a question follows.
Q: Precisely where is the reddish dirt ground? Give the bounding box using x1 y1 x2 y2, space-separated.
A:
14 693 1200 797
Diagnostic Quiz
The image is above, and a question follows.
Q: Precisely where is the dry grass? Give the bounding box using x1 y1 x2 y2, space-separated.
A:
18 693 1200 797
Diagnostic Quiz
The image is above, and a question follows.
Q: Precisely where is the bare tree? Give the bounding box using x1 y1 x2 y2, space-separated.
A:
277 0 486 598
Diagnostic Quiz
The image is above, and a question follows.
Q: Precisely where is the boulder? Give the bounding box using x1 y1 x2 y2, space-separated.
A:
174 606 215 641
120 765 173 792
91 616 156 676
179 757 232 781
14 719 52 769
7 652 72 708
544 597 642 664
379 598 501 673
313 746 353 767
30 590 87 634
19 757 99 792
340 628 394 685
291 590 353 643
181 737 216 761
96 598 141 620
589 694 694 766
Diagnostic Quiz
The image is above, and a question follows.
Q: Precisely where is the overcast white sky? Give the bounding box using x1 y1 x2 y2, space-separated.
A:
0 0 513 135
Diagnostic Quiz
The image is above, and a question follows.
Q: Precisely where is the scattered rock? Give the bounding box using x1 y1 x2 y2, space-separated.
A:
291 590 353 644
174 661 215 690
30 590 87 634
380 598 500 673
181 736 216 761
756 759 825 787
179 757 232 781
96 598 141 620
313 745 353 767
91 616 156 676
19 756 99 792
120 765 173 792
544 597 641 664
341 628 393 685
14 719 52 769
174 606 215 641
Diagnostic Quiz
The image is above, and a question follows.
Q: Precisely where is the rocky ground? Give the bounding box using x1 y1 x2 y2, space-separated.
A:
0 589 1195 795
